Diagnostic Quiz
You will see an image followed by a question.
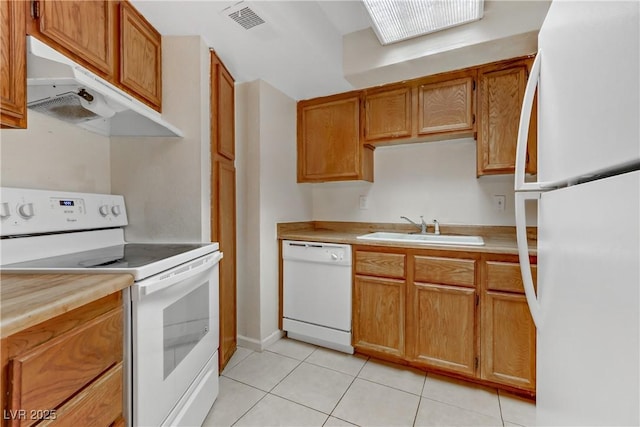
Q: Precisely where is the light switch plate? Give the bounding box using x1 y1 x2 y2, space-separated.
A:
493 195 506 211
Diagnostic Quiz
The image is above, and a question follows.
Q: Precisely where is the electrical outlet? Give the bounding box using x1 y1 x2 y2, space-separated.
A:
493 195 506 212
359 195 369 210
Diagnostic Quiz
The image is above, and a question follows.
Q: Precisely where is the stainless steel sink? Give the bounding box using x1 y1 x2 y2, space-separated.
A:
356 231 485 246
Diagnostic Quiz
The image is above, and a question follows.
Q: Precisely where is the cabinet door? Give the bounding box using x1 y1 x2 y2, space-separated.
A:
1 0 26 129
119 1 162 110
477 59 537 175
31 0 116 77
211 51 235 160
212 157 237 370
418 76 474 135
297 93 373 182
481 291 536 390
353 275 405 358
409 282 476 375
363 85 412 142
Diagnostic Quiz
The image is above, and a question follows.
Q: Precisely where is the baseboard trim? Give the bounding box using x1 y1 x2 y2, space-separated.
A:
237 330 285 352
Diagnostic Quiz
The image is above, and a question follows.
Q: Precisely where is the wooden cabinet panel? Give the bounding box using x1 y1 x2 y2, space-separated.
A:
31 0 116 78
39 362 123 427
486 261 537 293
353 276 405 357
363 86 412 141
211 50 237 371
410 282 476 375
414 256 476 288
418 76 474 135
211 51 235 160
298 93 373 182
0 0 27 128
477 59 537 175
481 292 536 390
119 1 162 110
355 250 405 279
2 293 123 427
212 157 237 371
8 307 122 425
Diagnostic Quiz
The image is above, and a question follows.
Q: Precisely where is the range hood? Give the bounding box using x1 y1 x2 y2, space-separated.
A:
26 36 183 137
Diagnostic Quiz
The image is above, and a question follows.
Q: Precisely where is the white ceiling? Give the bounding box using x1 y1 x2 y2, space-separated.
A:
131 0 550 101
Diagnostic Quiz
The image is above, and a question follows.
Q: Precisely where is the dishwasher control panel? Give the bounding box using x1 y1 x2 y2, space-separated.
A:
282 240 352 265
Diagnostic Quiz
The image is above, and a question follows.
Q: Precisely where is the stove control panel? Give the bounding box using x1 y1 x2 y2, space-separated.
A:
0 187 128 237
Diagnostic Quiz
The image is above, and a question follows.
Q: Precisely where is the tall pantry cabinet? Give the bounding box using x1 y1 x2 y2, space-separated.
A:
210 50 237 371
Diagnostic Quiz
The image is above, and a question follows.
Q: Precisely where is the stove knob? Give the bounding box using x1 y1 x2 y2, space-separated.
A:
0 202 10 219
18 203 35 219
111 205 122 216
99 204 110 217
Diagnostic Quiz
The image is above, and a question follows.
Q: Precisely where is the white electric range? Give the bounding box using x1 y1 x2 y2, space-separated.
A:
0 187 222 427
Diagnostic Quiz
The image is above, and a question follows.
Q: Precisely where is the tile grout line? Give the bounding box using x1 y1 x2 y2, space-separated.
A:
497 389 506 427
412 372 429 426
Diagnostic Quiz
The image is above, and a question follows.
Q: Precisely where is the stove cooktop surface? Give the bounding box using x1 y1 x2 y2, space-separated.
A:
1 242 219 280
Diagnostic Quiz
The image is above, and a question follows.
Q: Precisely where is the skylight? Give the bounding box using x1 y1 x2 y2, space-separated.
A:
362 0 484 45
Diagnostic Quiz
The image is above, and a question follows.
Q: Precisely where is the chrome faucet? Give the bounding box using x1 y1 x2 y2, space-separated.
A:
401 215 428 234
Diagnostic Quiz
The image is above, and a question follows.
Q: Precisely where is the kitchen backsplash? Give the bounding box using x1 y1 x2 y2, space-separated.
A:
311 137 537 226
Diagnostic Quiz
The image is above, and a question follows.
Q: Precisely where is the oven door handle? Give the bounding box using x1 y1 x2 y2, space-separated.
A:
135 251 223 300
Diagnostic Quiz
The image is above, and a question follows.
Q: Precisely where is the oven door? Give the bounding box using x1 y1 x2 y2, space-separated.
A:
132 251 222 427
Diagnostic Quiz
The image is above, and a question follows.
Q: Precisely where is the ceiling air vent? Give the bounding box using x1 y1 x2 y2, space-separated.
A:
228 6 265 30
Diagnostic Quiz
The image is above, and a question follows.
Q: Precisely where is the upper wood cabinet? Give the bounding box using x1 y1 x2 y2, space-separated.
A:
363 85 412 142
26 0 164 111
298 92 373 183
480 258 537 391
477 58 537 175
27 0 117 78
119 1 162 111
418 75 475 136
362 72 475 145
211 51 235 161
1 0 27 129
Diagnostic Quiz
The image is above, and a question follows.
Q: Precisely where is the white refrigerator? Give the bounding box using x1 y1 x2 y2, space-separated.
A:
514 1 640 426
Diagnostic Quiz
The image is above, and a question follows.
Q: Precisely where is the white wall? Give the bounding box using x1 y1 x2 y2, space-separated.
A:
312 138 536 226
236 79 313 348
0 112 111 192
110 36 211 243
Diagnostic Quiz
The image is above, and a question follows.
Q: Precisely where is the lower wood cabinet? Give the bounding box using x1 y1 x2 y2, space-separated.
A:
408 254 478 375
353 275 405 358
351 246 536 395
409 282 476 375
1 292 124 427
480 259 537 391
353 249 406 359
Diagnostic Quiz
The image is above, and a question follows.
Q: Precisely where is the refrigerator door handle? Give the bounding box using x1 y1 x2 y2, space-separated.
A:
515 191 543 328
515 50 548 192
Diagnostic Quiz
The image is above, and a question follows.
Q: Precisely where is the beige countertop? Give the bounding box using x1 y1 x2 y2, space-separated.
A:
277 221 537 256
1 273 134 338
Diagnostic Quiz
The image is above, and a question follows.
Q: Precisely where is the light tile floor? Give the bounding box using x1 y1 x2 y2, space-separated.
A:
202 338 536 427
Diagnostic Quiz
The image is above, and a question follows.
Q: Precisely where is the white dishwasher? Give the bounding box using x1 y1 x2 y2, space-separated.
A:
282 240 353 354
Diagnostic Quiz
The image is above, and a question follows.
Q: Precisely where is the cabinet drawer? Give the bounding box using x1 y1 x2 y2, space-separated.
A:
355 251 406 279
486 261 537 293
414 256 476 287
39 362 123 427
8 307 123 426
